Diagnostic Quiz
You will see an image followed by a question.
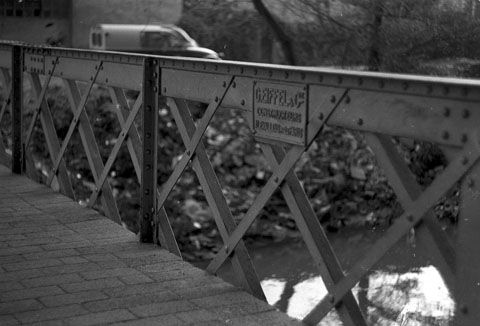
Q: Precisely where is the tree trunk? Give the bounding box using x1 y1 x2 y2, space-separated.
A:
252 0 297 65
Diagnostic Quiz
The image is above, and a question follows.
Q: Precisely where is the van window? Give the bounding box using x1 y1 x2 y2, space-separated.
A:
91 33 102 47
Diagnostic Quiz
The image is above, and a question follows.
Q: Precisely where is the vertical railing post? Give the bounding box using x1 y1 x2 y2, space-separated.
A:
454 170 480 325
11 44 23 174
140 57 159 243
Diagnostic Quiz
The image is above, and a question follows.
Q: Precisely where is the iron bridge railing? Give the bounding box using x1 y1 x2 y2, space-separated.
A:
0 41 479 326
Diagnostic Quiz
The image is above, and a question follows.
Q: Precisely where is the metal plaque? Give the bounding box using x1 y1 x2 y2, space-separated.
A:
253 81 307 146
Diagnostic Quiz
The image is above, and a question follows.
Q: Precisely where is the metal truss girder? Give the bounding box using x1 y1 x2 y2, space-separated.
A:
323 88 479 147
158 56 480 101
40 56 143 90
304 131 480 324
162 69 253 111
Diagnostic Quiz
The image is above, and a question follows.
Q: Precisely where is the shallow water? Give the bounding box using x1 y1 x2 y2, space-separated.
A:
205 227 456 325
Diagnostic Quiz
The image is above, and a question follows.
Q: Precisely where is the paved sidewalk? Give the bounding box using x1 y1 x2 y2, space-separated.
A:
0 165 303 326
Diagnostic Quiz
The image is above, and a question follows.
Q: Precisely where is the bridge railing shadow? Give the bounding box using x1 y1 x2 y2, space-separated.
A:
0 41 479 326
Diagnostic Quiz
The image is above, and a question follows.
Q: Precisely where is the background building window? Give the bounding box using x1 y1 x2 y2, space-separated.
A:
0 0 69 18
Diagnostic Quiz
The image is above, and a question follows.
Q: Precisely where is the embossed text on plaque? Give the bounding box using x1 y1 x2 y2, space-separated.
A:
253 82 307 146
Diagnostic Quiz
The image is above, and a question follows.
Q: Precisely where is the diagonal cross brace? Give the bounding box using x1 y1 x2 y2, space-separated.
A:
62 79 121 223
26 72 75 199
47 61 103 186
365 133 456 282
169 97 266 300
304 131 480 325
155 76 234 212
87 92 143 207
261 144 367 326
206 88 349 274
24 58 58 150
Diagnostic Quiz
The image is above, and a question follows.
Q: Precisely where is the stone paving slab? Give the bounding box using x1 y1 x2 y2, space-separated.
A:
0 165 304 326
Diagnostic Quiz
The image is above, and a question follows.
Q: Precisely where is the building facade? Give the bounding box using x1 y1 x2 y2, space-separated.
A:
0 0 182 48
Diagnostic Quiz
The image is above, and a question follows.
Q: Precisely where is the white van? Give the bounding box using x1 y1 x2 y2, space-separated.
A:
89 24 220 59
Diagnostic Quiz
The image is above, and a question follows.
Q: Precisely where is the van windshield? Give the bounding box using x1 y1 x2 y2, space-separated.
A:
140 30 195 49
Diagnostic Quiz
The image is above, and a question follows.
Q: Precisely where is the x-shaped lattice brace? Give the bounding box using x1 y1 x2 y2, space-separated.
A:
167 97 266 300
202 86 369 325
152 76 242 260
0 67 12 166
302 131 480 325
24 58 75 198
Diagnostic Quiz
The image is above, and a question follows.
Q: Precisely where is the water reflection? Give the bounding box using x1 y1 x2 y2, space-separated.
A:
241 227 456 326
259 265 454 325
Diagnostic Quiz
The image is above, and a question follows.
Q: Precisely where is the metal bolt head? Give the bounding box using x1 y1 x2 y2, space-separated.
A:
274 176 279 183
186 150 191 156
357 118 364 126
330 95 336 103
319 113 324 120
328 294 335 304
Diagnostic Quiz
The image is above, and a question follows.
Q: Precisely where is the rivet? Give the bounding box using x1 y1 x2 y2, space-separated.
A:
427 85 433 94
232 82 236 88
461 134 468 143
442 131 450 140
222 81 226 87
241 100 245 106
153 72 158 78
462 109 470 119
146 105 152 112
153 86 158 92
402 82 409 90
215 96 219 102
145 132 151 139
146 164 151 170
254 68 258 75
146 149 151 155
186 150 191 156
105 78 109 83
358 78 363 85
462 156 469 165
224 245 228 254
357 118 364 126
144 189 150 195
330 95 336 103
143 213 150 219
274 176 279 183
319 113 324 120
407 215 414 222
328 294 335 304
318 75 323 82
252 130 257 135
463 88 469 97
443 86 449 95
379 80 384 88
301 73 306 80
285 72 289 79
163 87 167 93
345 96 351 104
337 76 343 84
443 107 450 117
